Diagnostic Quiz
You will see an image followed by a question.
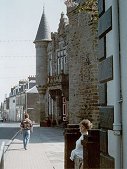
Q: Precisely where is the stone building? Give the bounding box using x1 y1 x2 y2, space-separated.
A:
66 0 99 127
34 8 69 126
47 13 69 126
8 76 39 122
34 1 99 128
26 86 40 123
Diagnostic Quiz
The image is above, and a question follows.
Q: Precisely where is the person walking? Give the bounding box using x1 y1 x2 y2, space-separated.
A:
70 119 92 169
20 113 33 150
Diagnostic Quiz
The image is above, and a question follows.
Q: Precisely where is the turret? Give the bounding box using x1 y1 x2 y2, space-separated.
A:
33 7 51 126
34 7 51 92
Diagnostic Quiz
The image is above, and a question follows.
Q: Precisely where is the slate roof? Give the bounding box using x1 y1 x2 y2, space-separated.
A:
34 7 51 42
26 86 38 93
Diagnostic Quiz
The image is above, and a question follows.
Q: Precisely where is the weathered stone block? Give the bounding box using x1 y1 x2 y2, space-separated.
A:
64 124 81 169
100 153 115 169
98 55 113 83
98 7 112 38
100 129 108 153
98 83 107 105
82 130 100 169
98 37 106 60
98 0 105 17
99 106 114 130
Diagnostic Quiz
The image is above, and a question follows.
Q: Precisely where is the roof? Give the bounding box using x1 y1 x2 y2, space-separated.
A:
26 86 38 94
34 7 51 42
29 80 36 83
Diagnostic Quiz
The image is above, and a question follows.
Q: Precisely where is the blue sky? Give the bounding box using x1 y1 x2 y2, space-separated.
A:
0 0 66 103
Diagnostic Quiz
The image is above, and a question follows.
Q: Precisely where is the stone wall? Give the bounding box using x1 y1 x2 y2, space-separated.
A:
67 0 99 128
27 93 40 123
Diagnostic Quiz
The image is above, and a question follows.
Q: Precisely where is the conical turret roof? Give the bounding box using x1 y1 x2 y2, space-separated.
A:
34 7 51 42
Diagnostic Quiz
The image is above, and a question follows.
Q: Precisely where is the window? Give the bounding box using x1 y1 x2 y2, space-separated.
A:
62 97 67 115
57 48 67 74
48 53 52 76
61 57 64 71
57 57 60 74
63 104 66 115
63 49 66 55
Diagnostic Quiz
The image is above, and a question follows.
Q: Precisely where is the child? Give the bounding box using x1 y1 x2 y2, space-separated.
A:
70 119 92 169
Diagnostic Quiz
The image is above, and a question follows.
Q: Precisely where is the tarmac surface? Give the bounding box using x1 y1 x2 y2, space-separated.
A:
0 122 19 147
4 125 64 169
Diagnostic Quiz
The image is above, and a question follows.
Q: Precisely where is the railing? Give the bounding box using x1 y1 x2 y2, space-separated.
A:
0 142 5 169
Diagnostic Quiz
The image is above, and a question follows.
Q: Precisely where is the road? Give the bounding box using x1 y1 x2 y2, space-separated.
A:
0 122 20 148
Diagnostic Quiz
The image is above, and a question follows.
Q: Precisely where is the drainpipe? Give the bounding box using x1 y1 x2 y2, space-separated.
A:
112 0 122 169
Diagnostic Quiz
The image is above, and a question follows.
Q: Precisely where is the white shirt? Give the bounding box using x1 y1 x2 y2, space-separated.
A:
70 134 84 161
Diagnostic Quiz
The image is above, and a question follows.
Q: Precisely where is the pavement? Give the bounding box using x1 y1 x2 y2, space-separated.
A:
4 125 65 169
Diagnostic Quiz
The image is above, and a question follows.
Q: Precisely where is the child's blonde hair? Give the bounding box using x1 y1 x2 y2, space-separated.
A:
79 119 92 130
